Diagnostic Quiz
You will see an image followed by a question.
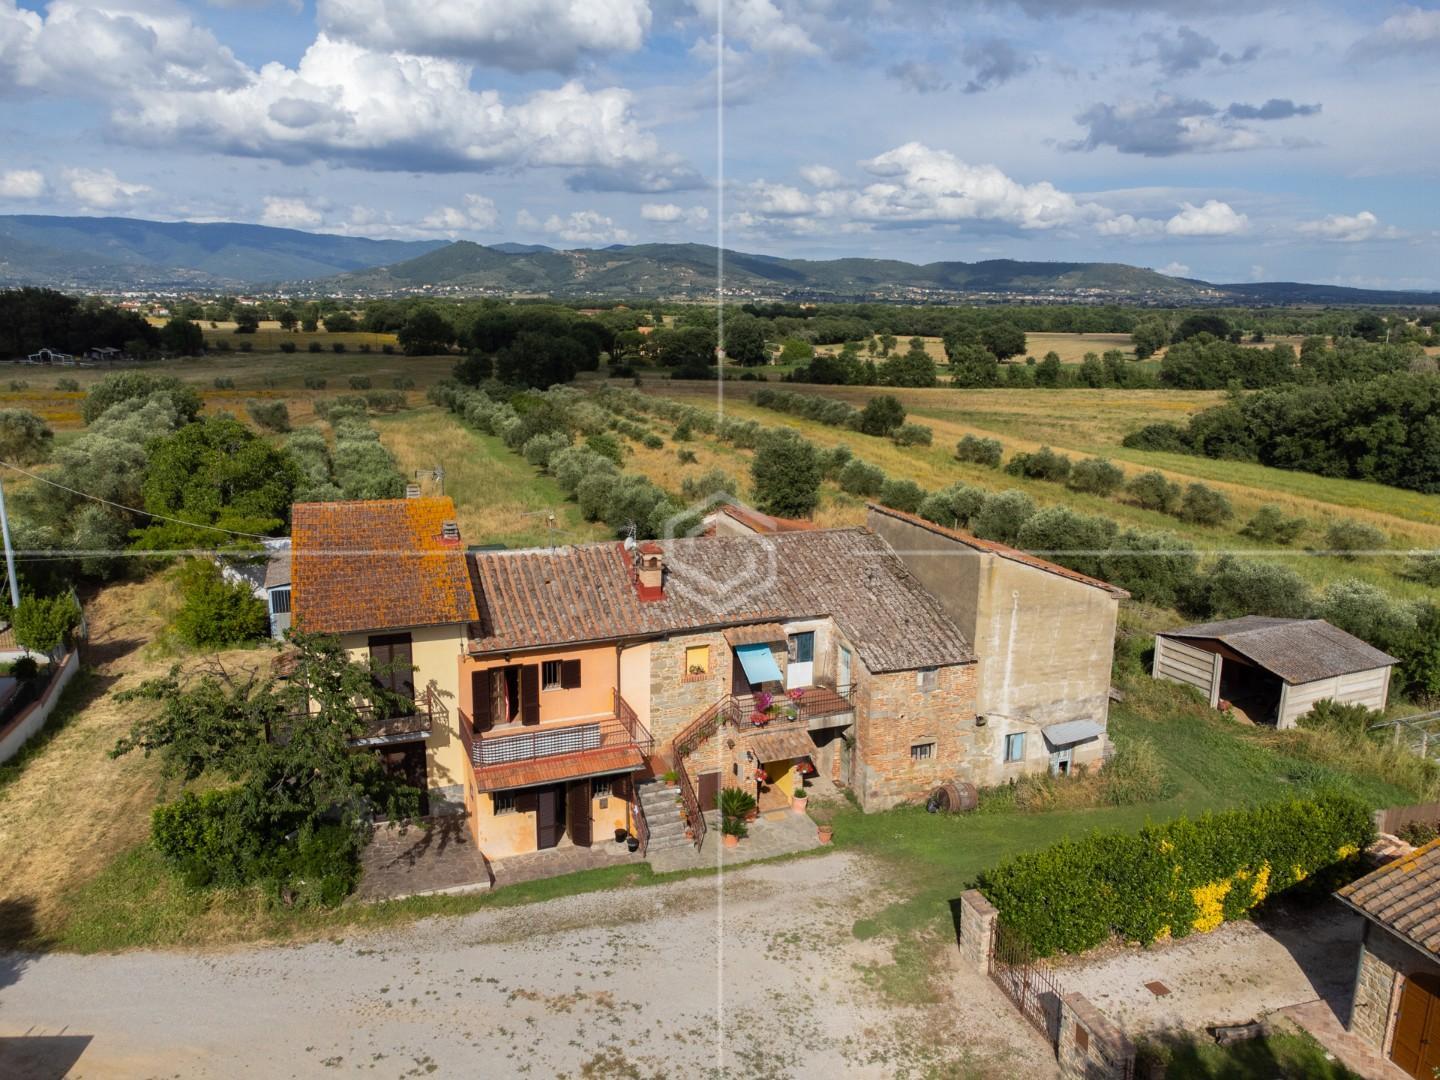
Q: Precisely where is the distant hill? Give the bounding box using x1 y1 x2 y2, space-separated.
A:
0 215 446 288
3 216 1437 305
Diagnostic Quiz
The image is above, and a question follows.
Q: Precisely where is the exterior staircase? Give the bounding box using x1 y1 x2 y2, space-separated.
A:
636 780 691 854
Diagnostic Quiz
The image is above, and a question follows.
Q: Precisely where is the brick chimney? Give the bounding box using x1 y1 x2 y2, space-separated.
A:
633 541 664 600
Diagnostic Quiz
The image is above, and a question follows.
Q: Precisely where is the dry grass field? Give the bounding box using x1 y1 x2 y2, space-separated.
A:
1021 330 1136 361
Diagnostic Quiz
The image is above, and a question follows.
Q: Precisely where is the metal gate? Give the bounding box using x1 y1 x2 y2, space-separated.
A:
989 920 1065 1050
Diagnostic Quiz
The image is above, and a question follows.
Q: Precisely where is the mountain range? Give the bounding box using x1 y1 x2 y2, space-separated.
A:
2 215 1437 306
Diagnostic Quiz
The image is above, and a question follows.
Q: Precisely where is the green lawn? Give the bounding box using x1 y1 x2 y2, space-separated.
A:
1144 1028 1360 1079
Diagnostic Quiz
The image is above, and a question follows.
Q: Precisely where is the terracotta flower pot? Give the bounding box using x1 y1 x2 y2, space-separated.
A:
792 795 808 813
816 824 833 844
723 833 739 848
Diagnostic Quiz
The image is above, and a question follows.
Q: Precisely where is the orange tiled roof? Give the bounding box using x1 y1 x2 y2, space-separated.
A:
291 498 479 635
867 504 1130 599
470 746 646 793
713 503 816 535
1337 837 1440 959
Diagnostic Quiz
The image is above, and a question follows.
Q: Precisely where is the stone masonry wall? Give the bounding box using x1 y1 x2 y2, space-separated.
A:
958 889 997 973
649 630 735 752
1349 920 1440 1052
1057 993 1135 1080
854 659 979 811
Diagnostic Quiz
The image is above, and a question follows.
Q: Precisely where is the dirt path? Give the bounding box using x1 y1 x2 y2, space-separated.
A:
0 852 1053 1079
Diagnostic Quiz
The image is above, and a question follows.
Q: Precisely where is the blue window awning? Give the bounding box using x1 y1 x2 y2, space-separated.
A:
736 643 784 685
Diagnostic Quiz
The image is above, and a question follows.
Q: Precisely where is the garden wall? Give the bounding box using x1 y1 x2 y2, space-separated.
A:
0 646 80 765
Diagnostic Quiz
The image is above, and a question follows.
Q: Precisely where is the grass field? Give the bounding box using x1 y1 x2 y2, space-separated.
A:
1022 330 1136 362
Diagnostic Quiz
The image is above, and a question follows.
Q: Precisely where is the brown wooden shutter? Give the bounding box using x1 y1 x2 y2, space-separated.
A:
520 664 540 726
560 658 582 690
566 779 591 847
368 633 414 701
472 671 492 732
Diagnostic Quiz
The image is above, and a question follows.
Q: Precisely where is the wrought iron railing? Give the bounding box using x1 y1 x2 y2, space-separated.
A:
674 756 705 851
462 691 651 769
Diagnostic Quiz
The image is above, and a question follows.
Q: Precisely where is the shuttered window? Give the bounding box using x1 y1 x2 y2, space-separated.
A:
368 633 415 702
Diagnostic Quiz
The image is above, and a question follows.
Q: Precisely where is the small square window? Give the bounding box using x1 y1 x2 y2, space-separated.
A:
541 660 562 690
684 645 710 677
1004 732 1026 763
493 792 516 815
910 741 935 761
916 668 938 692
593 778 612 799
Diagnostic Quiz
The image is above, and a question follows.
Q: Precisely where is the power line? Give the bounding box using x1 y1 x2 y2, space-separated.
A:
0 459 275 540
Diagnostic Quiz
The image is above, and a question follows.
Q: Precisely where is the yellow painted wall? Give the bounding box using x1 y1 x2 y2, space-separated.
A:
618 642 652 730
341 622 468 800
469 779 634 860
461 643 619 725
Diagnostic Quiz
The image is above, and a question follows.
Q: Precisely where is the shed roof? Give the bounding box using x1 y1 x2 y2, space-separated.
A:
866 504 1131 599
1159 616 1397 685
469 528 975 673
1336 838 1440 961
291 498 479 635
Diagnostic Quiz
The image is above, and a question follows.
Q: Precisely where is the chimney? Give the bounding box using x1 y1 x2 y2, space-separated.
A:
441 520 460 542
634 541 664 600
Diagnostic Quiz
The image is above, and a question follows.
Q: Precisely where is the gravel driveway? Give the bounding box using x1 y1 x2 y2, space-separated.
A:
0 852 1053 1079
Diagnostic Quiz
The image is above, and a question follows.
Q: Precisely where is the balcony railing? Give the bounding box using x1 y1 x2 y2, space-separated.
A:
279 688 443 745
731 685 855 732
461 690 652 769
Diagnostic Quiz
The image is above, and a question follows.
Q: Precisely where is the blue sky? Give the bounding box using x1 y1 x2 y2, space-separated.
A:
1 0 1437 286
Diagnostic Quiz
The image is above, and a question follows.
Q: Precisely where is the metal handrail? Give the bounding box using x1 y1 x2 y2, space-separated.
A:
464 693 652 768
674 756 706 851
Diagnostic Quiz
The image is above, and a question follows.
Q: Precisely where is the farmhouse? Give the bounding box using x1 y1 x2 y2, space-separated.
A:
1337 838 1440 1079
288 496 1125 863
1152 616 1396 728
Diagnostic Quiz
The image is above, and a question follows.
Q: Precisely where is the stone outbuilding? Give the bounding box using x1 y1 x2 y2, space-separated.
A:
1152 616 1396 728
1337 839 1440 1079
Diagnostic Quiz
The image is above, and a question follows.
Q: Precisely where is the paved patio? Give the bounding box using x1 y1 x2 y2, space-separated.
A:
353 816 492 902
1277 999 1409 1080
647 805 823 873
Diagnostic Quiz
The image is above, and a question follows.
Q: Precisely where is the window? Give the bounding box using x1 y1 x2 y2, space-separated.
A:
910 742 935 761
788 632 815 663
541 659 582 691
1004 732 1026 763
916 667 938 692
593 778 612 799
493 792 516 815
684 645 710 677
269 587 291 614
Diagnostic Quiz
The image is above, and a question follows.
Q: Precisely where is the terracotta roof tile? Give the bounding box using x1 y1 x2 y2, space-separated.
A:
470 528 974 673
292 498 479 635
470 746 646 793
1337 838 1440 960
867 504 1131 598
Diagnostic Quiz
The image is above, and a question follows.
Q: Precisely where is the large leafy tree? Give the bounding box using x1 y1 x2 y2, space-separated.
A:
133 415 299 548
750 430 821 519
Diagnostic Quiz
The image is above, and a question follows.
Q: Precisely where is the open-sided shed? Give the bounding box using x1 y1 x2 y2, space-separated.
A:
1153 616 1396 729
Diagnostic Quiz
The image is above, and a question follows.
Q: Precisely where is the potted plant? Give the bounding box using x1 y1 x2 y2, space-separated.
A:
721 816 746 847
816 822 833 844
614 827 628 844
626 833 640 853
792 785 808 813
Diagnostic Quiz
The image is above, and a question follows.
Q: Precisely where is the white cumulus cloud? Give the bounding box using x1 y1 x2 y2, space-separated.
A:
0 168 46 198
63 167 151 209
1164 199 1249 236
260 196 324 229
1296 210 1402 242
541 209 632 245
421 194 500 233
640 202 708 225
317 0 651 71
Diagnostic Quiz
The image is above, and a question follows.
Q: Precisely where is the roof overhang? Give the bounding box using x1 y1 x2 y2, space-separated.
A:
1043 719 1105 748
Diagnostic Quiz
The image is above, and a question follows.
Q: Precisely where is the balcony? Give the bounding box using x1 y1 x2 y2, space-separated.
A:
461 690 653 793
279 688 443 746
732 685 855 733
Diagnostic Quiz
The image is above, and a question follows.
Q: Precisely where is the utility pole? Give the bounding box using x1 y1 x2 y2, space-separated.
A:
0 478 19 610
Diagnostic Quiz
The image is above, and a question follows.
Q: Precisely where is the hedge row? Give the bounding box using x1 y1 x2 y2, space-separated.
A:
750 387 933 446
978 794 1373 956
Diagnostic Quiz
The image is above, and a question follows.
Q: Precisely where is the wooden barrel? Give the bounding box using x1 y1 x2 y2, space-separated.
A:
926 781 978 814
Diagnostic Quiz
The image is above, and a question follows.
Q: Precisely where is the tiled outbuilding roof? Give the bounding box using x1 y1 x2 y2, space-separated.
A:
867 504 1131 599
470 528 975 673
1337 838 1440 960
1159 616 1397 684
291 498 479 635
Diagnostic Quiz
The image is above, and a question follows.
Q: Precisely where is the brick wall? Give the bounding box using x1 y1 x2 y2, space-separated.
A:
1057 993 1135 1080
958 889 997 972
854 658 980 811
1348 920 1440 1053
649 631 735 750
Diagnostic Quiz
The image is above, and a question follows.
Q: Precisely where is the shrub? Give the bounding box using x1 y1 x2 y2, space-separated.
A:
1297 699 1382 737
878 478 925 514
1195 556 1313 619
856 394 906 437
9 655 39 680
213 377 235 389
1326 519 1387 559
348 374 372 390
972 490 1036 545
750 430 821 519
308 342 322 353
822 444 852 479
1067 458 1125 497
0 408 54 465
244 399 291 433
838 459 886 497
586 431 625 465
303 375 327 390
1127 470 1182 513
392 376 415 390
979 794 1373 956
917 483 988 529
1240 505 1307 546
1177 483 1233 526
332 342 346 353
1005 446 1072 483
1100 528 1200 608
1016 507 1117 578
171 560 268 648
680 467 733 505
522 431 571 470
363 391 406 413
642 433 665 450
382 344 395 355
9 592 82 652
55 377 80 392
955 434 1004 468
891 422 933 447
279 341 297 353
1402 553 1440 587
1122 422 1192 453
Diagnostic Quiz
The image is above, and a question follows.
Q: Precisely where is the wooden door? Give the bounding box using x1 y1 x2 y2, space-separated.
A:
698 771 721 812
1392 972 1440 1079
536 786 563 850
566 779 592 848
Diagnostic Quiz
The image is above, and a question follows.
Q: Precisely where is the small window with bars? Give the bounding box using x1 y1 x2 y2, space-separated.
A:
493 792 516 815
269 587 291 614
593 778 612 800
910 741 935 762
